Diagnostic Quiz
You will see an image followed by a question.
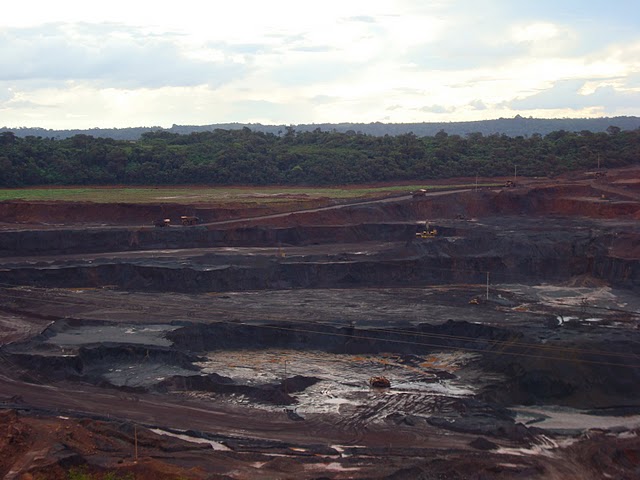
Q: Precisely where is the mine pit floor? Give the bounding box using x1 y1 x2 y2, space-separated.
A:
195 349 488 417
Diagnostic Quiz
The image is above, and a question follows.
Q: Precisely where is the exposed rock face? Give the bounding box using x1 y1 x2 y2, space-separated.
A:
1 221 638 291
0 223 417 256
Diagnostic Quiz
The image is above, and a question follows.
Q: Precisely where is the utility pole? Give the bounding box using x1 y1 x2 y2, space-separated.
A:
475 173 478 191
283 358 288 394
134 425 138 463
513 165 517 183
486 272 490 301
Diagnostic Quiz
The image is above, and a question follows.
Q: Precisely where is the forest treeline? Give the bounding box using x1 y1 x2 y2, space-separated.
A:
4 115 640 140
0 126 638 187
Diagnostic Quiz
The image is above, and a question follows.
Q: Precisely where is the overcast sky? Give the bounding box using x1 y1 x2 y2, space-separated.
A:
2 0 639 129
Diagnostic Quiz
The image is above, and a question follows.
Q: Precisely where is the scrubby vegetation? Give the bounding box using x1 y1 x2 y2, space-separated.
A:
66 467 135 480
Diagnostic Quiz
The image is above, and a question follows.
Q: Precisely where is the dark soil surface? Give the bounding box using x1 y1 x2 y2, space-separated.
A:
1 168 640 479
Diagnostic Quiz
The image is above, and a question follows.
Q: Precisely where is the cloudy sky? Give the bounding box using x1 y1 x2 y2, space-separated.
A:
2 0 639 129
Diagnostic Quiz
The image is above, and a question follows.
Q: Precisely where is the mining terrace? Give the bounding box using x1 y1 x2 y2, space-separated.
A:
1 168 640 479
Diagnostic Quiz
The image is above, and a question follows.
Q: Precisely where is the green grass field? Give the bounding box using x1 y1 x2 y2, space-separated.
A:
0 183 497 204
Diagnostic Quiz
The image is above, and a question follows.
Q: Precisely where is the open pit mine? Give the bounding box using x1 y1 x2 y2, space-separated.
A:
1 168 640 479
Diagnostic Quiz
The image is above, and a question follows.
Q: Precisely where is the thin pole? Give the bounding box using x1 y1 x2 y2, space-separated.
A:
134 425 138 462
283 358 288 394
513 165 517 182
475 173 478 191
486 272 489 301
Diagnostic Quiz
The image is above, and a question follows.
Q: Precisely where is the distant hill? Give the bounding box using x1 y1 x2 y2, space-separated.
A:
3 116 640 141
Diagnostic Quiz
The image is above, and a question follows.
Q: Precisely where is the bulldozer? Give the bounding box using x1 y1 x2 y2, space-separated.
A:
180 215 201 226
415 222 438 239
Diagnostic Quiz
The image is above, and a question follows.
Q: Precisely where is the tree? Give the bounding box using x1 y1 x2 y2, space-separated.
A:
0 131 16 146
606 125 621 136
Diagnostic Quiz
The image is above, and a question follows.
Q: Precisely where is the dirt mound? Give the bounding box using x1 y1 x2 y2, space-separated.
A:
0 410 32 477
0 412 218 479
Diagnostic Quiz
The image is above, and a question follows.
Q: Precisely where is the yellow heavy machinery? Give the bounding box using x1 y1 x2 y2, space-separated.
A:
416 222 438 239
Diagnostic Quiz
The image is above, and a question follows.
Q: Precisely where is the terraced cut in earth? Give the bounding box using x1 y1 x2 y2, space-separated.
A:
0 168 639 479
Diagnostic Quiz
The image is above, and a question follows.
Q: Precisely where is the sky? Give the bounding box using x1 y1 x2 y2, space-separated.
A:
1 0 639 129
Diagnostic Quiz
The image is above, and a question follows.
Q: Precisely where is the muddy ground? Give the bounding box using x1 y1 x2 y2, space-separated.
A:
1 168 640 479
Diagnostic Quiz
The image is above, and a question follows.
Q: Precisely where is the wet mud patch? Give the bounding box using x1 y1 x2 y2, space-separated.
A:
513 405 640 434
101 360 199 389
45 324 179 348
191 349 493 419
3 307 639 420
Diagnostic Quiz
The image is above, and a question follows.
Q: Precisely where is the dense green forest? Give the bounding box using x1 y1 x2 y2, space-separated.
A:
0 126 638 187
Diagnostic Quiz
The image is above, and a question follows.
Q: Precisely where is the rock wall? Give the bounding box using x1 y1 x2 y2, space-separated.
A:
1 229 638 292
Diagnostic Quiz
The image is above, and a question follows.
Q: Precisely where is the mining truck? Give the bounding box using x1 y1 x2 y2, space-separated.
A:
180 215 201 226
154 218 170 227
412 189 427 197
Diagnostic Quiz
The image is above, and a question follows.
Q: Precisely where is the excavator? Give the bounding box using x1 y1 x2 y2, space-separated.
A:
415 222 438 239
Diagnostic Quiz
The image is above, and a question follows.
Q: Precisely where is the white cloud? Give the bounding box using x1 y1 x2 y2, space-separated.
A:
512 22 562 43
420 104 454 114
0 24 247 88
1 1 639 128
510 22 579 56
469 100 487 110
506 79 640 112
